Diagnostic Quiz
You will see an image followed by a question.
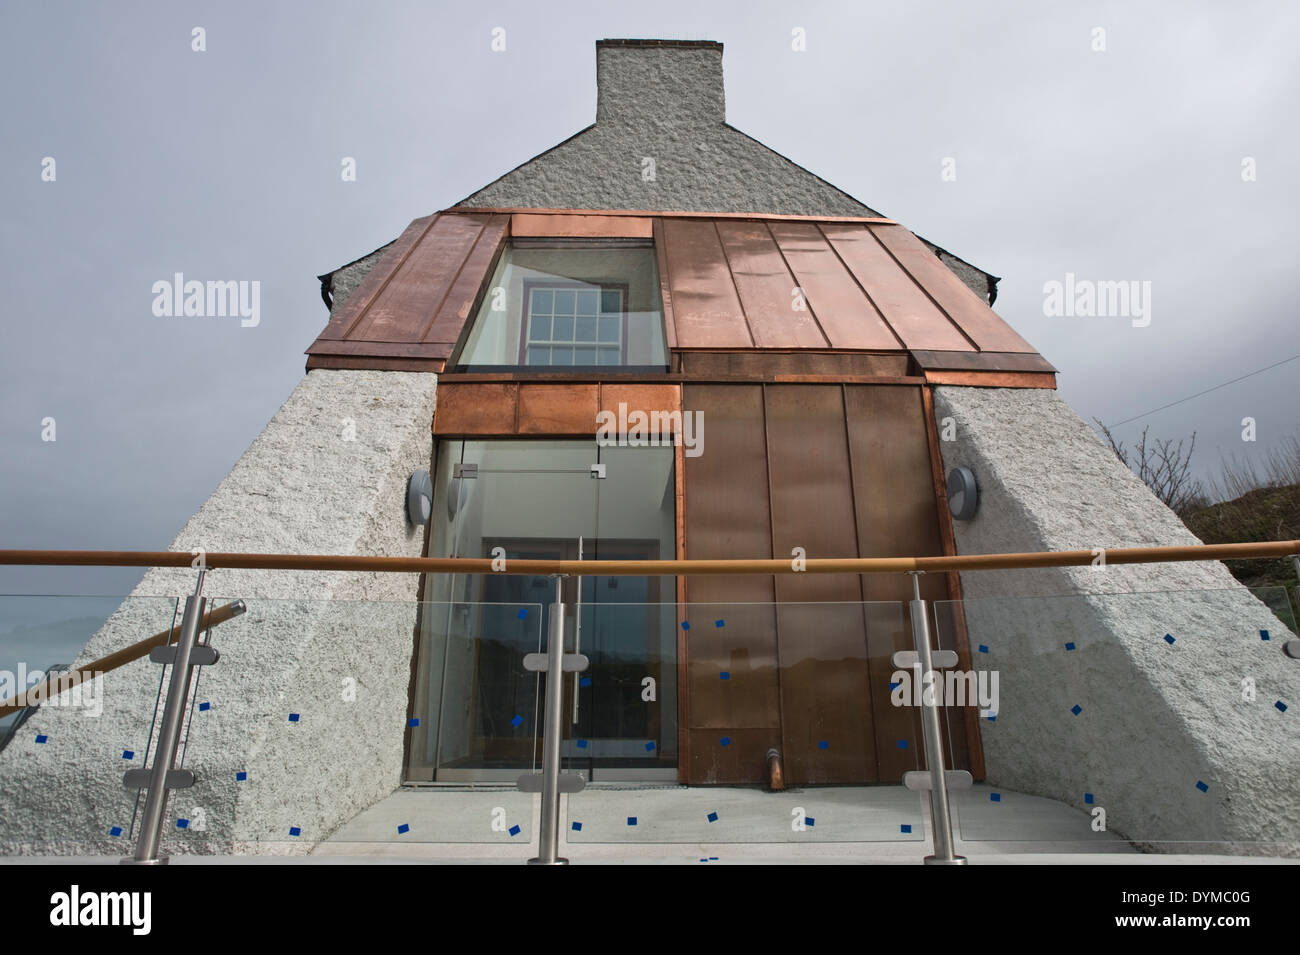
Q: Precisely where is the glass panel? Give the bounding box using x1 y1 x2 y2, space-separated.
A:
528 313 551 341
0 595 194 854
566 600 927 843
933 587 1300 850
457 242 668 369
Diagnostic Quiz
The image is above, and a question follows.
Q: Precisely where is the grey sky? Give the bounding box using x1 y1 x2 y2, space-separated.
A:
2 0 1297 596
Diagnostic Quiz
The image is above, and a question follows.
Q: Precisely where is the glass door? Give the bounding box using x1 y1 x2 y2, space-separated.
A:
407 439 677 783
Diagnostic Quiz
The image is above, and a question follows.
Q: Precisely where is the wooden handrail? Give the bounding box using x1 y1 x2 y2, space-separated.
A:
1 541 1297 576
0 600 246 719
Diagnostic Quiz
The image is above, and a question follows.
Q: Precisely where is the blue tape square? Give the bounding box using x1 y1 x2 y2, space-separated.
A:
511 714 523 727
897 739 908 749
719 736 730 746
34 735 47 744
122 750 134 760
645 741 656 751
715 619 725 628
986 714 997 722
720 671 730 680
707 811 718 823
576 739 588 749
1084 792 1094 804
517 608 528 619
110 826 123 838
1261 630 1271 641
681 621 690 630
709 856 718 861
806 817 816 827
198 701 210 711
1196 780 1209 793
397 823 409 834
1276 701 1288 713
900 824 912 834
817 740 829 750
1164 634 1175 645
579 677 592 687
289 826 302 836
236 771 247 781
889 681 900 690
978 644 988 654
288 713 300 722
990 792 1001 802
571 821 582 831
627 817 638 826
176 818 189 829
1071 704 1082 716
1065 642 1076 651
509 824 521 837
408 717 420 727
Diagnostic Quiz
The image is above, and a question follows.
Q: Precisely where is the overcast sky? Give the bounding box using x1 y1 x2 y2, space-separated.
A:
2 0 1297 596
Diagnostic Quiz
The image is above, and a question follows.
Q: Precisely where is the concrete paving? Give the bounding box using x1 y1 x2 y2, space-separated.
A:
313 782 1135 862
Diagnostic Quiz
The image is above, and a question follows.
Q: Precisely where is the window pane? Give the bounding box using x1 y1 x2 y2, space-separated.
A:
457 243 668 369
574 345 596 365
598 347 620 365
526 346 549 366
528 314 552 342
550 346 574 366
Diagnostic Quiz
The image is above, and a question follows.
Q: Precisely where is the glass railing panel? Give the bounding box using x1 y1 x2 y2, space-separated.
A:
564 601 928 844
933 587 1300 852
0 594 184 855
181 598 542 848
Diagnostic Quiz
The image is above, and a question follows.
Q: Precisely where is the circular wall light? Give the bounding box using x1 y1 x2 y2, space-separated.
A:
407 469 433 526
946 467 979 521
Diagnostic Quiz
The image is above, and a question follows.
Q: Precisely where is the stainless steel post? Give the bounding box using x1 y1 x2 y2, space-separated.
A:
126 570 205 865
530 577 568 865
909 572 966 865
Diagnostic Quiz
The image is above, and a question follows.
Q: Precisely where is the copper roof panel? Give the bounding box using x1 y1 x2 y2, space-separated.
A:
661 218 752 348
714 220 828 347
766 221 901 350
869 224 1036 353
348 213 495 343
820 223 975 352
314 214 437 343
310 209 1047 376
511 213 653 238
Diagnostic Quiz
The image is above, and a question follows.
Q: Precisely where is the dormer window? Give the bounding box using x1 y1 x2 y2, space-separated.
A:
455 238 669 371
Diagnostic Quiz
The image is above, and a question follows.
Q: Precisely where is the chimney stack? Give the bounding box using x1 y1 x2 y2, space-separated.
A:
595 39 725 127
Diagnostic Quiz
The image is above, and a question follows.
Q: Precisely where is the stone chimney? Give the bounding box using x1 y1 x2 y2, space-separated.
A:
595 39 725 127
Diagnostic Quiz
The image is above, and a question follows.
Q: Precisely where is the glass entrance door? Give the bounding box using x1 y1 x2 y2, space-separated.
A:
406 439 677 783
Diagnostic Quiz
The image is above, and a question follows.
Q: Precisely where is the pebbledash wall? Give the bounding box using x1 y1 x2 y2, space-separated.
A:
1 39 1295 855
934 387 1300 849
